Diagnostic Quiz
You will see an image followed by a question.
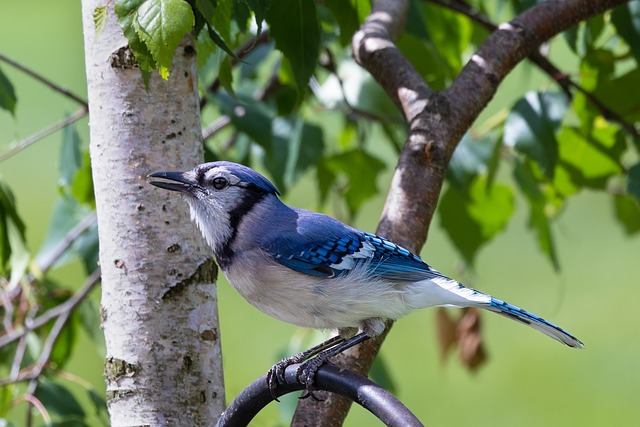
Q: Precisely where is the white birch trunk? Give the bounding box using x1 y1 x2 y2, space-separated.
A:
80 1 225 425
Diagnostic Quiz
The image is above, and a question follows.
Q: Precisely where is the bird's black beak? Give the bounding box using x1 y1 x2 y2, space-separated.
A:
147 171 196 193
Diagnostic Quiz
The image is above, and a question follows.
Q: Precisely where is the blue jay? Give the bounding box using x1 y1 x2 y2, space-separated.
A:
148 161 583 394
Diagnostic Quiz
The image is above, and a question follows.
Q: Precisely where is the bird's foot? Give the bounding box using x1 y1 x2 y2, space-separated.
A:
267 354 305 401
296 356 330 400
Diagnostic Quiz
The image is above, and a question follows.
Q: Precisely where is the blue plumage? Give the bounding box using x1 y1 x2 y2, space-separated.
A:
148 161 584 351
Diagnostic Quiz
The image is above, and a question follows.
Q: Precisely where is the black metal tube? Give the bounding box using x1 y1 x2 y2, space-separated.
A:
216 364 423 426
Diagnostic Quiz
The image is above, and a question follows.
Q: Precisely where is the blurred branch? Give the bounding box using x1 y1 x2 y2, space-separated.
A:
0 268 101 350
426 0 640 140
0 53 88 107
0 106 88 162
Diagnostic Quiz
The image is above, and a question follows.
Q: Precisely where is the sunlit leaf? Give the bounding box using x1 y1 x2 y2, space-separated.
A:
93 6 108 39
504 91 568 179
439 177 514 264
134 0 195 79
115 0 156 87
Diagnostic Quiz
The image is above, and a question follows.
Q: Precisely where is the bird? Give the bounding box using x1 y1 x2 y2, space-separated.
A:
148 161 583 395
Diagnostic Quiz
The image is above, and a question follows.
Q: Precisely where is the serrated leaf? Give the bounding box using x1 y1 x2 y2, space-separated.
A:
614 195 640 235
205 24 237 59
93 6 108 39
34 378 85 418
244 0 270 36
266 0 321 100
322 150 385 218
135 0 195 79
115 0 156 87
504 91 568 179
439 177 514 264
0 66 17 116
628 163 640 202
513 159 559 270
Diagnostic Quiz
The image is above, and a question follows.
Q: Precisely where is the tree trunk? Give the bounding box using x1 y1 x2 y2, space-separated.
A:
80 1 225 425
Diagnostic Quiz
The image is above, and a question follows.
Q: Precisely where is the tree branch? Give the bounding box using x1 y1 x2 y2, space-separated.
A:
428 0 640 139
293 0 628 424
0 53 88 107
0 106 88 162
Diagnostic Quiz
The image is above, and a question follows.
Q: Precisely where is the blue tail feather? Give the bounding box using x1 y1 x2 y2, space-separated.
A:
488 298 584 348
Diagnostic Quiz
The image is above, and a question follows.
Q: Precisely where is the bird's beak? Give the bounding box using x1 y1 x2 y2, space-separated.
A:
147 171 197 193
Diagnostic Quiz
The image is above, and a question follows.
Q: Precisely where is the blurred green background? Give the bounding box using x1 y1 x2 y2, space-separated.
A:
1 1 638 426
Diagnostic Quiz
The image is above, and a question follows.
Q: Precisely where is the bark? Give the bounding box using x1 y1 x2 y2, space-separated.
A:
80 1 225 425
292 0 627 425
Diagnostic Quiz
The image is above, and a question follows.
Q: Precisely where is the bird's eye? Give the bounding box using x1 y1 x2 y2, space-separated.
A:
212 177 228 190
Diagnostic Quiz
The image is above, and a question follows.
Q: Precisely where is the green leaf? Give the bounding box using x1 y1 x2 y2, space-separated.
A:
447 132 499 195
0 66 17 116
115 0 157 87
208 0 232 50
216 93 273 148
265 117 324 191
504 91 568 179
614 195 640 235
93 6 108 39
59 123 83 189
628 163 640 202
0 180 28 281
325 0 364 46
513 159 559 270
611 1 640 64
439 177 514 264
78 299 106 356
557 124 623 189
592 68 640 124
36 196 98 273
134 0 195 79
205 24 237 62
322 150 385 218
34 378 85 418
244 0 271 37
71 152 96 207
266 0 321 100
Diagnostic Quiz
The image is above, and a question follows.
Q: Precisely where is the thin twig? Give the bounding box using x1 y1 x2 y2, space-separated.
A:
202 116 232 140
33 213 97 276
0 106 88 162
427 0 640 139
0 53 88 107
0 268 101 349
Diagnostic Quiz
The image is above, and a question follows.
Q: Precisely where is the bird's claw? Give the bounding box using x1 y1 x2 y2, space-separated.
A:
295 356 327 401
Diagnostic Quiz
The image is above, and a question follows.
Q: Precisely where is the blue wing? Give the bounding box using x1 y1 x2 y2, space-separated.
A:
261 209 444 282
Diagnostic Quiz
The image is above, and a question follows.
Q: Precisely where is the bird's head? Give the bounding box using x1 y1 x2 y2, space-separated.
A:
148 161 281 252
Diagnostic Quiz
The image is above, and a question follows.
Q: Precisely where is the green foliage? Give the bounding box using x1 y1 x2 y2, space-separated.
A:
0 66 17 116
265 0 321 100
2 0 640 424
